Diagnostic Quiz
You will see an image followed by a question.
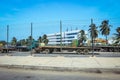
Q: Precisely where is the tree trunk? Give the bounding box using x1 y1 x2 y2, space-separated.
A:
91 37 94 57
106 36 108 45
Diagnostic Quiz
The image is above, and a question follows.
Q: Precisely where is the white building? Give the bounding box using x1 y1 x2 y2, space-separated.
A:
47 30 80 45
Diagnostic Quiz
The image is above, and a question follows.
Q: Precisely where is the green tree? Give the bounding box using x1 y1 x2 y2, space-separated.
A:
0 41 6 46
89 23 98 41
100 20 111 45
114 27 120 45
11 37 17 46
26 39 29 46
89 22 98 57
27 36 34 46
28 36 33 40
20 39 26 46
38 36 42 43
42 34 49 45
77 30 87 46
42 34 47 39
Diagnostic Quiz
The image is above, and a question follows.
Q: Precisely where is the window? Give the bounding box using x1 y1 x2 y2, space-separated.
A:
66 32 78 35
65 36 74 39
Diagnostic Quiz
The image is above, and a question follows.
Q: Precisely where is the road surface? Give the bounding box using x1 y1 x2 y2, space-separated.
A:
0 68 120 80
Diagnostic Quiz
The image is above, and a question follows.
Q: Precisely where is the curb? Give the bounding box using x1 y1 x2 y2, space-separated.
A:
0 64 120 73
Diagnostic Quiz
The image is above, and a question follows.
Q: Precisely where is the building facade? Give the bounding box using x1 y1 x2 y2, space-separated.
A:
47 30 80 45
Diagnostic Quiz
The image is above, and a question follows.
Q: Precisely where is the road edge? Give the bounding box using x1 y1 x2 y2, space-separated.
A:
0 64 120 73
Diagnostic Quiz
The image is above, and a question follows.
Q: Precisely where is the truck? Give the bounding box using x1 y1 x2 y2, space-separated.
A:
15 40 39 51
34 45 120 54
34 38 120 54
35 46 92 54
15 39 120 54
0 46 16 53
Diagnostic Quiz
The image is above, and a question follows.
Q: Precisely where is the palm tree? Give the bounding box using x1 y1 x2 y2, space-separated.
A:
89 23 98 42
42 34 49 45
114 27 120 45
0 41 6 46
38 36 42 43
77 30 87 46
42 34 47 39
26 36 34 46
21 39 26 46
11 37 17 46
100 20 111 45
26 39 29 46
28 36 33 41
89 22 98 57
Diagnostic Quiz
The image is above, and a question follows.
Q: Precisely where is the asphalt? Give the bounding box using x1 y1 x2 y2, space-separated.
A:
0 53 120 73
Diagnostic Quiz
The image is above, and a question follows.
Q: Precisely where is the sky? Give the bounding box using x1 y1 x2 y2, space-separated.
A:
0 0 120 41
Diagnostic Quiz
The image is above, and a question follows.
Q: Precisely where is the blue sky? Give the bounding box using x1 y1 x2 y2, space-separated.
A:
0 0 120 41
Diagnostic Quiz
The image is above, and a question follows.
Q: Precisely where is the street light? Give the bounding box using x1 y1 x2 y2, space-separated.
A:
91 19 94 57
31 22 33 56
7 25 9 53
60 20 62 52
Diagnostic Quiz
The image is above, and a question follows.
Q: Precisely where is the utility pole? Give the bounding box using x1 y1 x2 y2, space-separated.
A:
31 22 33 56
91 19 94 57
7 25 9 53
60 20 62 52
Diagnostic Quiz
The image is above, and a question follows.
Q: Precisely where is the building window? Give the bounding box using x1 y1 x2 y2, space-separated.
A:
65 36 74 39
66 33 78 35
67 40 72 42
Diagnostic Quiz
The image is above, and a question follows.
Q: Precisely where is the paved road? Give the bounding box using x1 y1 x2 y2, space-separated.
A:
0 68 120 80
0 51 120 57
